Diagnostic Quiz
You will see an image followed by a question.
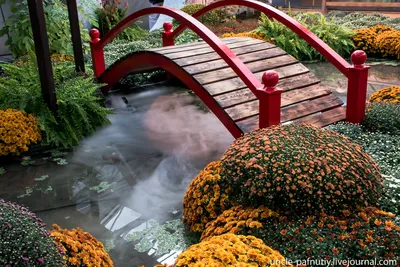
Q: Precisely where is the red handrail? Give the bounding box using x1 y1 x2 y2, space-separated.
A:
172 0 351 77
90 6 263 94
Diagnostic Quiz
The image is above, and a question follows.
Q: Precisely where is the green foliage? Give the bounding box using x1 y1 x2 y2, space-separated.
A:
0 0 90 58
0 167 5 175
220 124 383 215
101 29 198 87
326 12 400 31
178 4 223 25
363 103 400 135
328 123 400 178
126 219 199 256
327 122 400 214
256 12 355 61
95 0 147 41
0 199 65 266
0 60 111 148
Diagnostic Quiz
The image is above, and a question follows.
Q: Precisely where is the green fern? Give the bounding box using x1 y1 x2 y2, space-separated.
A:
0 60 112 148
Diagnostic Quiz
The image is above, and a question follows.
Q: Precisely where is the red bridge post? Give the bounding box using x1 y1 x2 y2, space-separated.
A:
162 22 174 47
89 29 106 78
258 70 282 128
346 50 370 124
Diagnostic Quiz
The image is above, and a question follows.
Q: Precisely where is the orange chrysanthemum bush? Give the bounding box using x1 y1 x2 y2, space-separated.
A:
50 224 114 267
369 85 400 104
202 206 400 263
376 28 400 60
200 205 278 242
182 161 233 232
219 124 384 215
352 25 392 55
175 233 291 267
0 109 42 156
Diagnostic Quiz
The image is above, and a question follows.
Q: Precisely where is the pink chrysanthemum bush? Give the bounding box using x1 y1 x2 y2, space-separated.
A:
219 124 384 215
0 199 65 266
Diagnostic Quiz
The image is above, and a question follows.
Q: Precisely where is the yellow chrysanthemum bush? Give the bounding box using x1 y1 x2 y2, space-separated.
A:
376 28 400 59
221 31 267 41
183 161 233 232
352 24 392 55
202 206 400 263
50 224 114 267
201 205 278 242
175 233 291 267
219 124 383 215
369 86 400 104
0 109 42 156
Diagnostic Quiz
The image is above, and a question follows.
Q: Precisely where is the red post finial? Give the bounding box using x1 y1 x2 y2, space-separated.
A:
258 70 282 128
163 21 173 33
262 70 279 91
162 22 174 47
89 28 101 43
351 50 367 68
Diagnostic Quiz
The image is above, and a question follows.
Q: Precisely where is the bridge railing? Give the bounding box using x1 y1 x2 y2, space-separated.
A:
171 0 369 124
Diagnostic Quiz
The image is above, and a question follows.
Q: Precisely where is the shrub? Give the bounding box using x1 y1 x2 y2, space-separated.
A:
363 103 400 135
14 54 75 67
175 233 290 267
0 109 42 156
51 224 113 266
220 124 383 215
179 4 224 25
0 0 90 57
0 199 65 266
376 28 400 60
328 123 400 179
326 12 400 30
95 0 147 41
0 61 111 148
183 161 233 232
369 86 400 104
221 31 266 41
201 205 278 241
256 13 354 61
202 206 400 263
352 25 392 56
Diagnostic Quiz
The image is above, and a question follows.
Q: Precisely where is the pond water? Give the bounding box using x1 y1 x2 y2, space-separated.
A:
0 62 399 266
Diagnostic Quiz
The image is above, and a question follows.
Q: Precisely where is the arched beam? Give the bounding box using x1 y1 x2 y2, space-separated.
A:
91 6 263 94
172 0 351 77
100 52 244 138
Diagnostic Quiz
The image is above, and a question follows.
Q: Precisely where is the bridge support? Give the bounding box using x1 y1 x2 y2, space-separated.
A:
162 22 175 47
89 29 106 78
258 71 282 128
346 50 369 124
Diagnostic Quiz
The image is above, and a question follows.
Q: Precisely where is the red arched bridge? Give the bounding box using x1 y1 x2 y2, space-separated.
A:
89 0 369 139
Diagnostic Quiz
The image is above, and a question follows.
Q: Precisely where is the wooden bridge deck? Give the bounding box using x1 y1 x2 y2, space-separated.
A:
104 37 346 135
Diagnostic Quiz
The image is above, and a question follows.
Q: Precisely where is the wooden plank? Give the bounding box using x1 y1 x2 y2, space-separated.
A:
216 84 330 109
165 39 264 60
293 106 346 127
326 2 400 8
194 55 298 84
67 0 85 72
149 37 251 53
224 85 331 120
174 42 275 67
277 72 320 91
203 63 310 95
236 94 344 133
28 0 57 114
183 47 287 75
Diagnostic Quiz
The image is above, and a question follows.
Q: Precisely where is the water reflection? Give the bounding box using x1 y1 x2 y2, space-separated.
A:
0 83 232 266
